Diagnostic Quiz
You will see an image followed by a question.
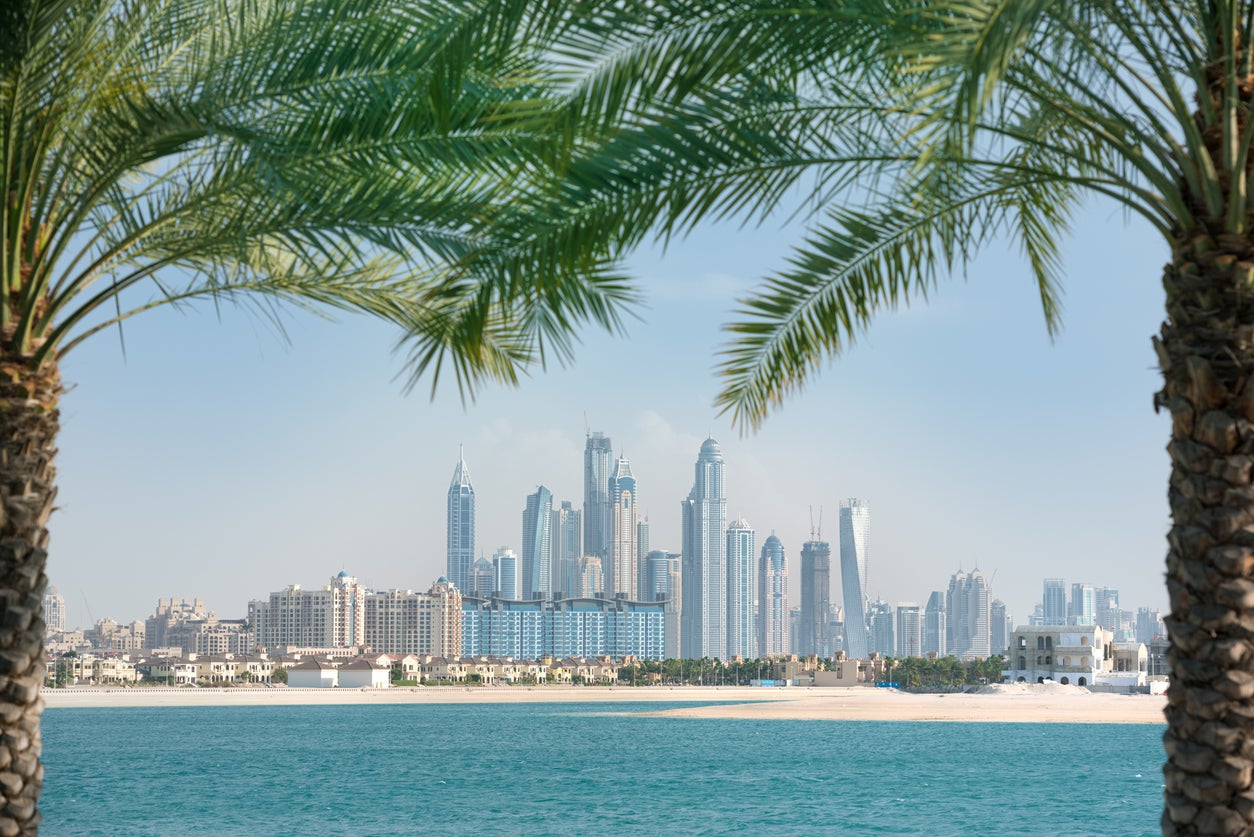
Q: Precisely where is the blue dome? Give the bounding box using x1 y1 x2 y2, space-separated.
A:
337 570 349 578
437 576 450 584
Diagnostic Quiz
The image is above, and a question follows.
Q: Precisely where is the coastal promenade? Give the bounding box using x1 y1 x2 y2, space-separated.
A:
42 682 1167 723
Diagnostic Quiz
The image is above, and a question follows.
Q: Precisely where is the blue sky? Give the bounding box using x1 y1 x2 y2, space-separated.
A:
52 197 1168 632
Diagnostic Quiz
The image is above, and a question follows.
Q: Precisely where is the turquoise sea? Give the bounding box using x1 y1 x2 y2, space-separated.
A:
41 703 1163 836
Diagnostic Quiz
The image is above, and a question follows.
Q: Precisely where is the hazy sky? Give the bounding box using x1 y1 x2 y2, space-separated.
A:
53 197 1168 632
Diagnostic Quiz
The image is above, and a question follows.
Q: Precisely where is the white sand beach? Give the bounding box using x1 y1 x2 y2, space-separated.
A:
41 682 1166 723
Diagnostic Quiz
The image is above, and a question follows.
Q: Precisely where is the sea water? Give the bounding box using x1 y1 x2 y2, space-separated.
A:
40 703 1164 836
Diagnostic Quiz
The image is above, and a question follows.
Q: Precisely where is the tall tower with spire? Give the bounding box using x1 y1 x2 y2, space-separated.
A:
681 437 727 660
446 447 475 593
609 454 638 598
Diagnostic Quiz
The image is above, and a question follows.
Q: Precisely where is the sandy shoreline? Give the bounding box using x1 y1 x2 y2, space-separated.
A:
41 683 1166 723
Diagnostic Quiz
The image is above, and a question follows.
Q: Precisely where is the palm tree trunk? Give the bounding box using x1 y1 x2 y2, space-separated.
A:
1160 233 1254 835
0 350 59 837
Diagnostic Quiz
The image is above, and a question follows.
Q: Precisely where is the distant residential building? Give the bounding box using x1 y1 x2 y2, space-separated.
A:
249 571 366 651
577 556 604 599
645 550 682 659
838 499 871 659
896 602 921 658
644 550 678 600
1095 587 1120 633
636 518 651 599
799 538 832 657
990 599 1010 656
447 447 476 594
362 579 462 657
1137 608 1166 644
84 618 145 651
584 431 614 563
493 548 521 600
1042 578 1067 625
43 587 66 632
681 438 727 660
947 568 992 660
725 519 756 659
609 455 639 598
522 486 553 597
758 534 789 658
469 556 495 597
1070 583 1096 626
462 594 666 660
923 591 946 657
550 501 582 597
145 597 209 648
868 600 894 657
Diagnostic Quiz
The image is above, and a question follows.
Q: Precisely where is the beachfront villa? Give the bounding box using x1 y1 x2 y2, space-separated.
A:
1002 625 1149 689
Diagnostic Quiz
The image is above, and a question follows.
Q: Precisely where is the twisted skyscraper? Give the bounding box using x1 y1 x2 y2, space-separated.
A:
839 498 870 659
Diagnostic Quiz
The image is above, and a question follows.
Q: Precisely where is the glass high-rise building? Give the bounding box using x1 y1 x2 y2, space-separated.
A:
947 567 992 660
838 499 871 659
923 590 947 656
522 486 553 597
1070 583 1096 626
1042 578 1067 624
550 501 581 598
869 599 895 657
583 432 614 561
469 556 495 596
446 447 475 593
896 602 921 658
681 438 727 660
725 518 756 659
493 547 520 600
758 534 789 657
799 538 832 656
609 455 638 598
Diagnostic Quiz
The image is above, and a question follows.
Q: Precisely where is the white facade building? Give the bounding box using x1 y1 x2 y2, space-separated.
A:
725 519 756 659
838 499 871 659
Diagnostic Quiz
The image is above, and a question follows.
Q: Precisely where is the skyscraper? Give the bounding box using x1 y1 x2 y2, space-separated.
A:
923 591 947 656
725 518 757 659
947 567 992 660
446 447 475 593
583 431 614 561
636 518 651 599
493 547 521 600
896 602 921 658
869 599 895 656
469 556 495 596
1042 578 1067 624
681 438 727 659
799 538 832 657
758 534 789 657
522 486 553 597
839 499 871 659
990 599 1010 655
608 455 638 598
550 501 582 598
1070 583 1096 626
43 586 66 632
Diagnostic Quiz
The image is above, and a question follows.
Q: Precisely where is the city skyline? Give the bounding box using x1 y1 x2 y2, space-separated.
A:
49 203 1170 631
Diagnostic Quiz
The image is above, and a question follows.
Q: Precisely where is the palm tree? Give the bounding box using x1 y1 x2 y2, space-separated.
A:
1 1 633 831
507 3 1251 831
